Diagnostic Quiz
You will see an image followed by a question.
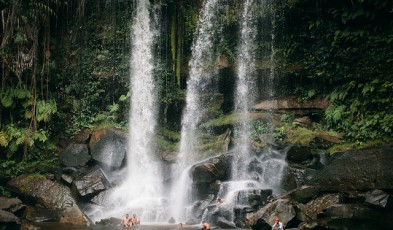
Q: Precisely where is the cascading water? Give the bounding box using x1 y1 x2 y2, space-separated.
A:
93 0 165 222
169 0 223 222
232 0 258 181
220 0 287 220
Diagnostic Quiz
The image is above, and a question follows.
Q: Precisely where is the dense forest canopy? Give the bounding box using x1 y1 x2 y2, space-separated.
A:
0 0 392 181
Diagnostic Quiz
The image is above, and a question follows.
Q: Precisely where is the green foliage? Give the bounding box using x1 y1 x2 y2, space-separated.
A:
201 113 238 129
280 114 295 124
0 131 9 147
274 0 393 142
36 100 57 122
272 127 286 141
0 186 12 197
1 124 50 158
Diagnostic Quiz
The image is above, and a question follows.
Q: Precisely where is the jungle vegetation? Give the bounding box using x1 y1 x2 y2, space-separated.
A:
0 0 392 179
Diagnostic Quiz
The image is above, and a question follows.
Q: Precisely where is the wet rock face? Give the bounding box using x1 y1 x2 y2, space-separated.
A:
245 199 296 229
295 193 341 222
7 175 75 210
89 128 127 169
6 174 88 225
189 194 215 222
60 143 91 167
72 165 110 198
365 189 393 209
306 144 393 191
289 185 320 204
189 154 232 184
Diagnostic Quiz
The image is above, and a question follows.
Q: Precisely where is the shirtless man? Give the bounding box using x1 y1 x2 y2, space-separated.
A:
120 214 130 227
201 221 210 230
130 213 140 225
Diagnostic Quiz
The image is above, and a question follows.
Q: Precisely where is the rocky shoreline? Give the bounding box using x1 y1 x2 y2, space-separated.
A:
1 127 392 229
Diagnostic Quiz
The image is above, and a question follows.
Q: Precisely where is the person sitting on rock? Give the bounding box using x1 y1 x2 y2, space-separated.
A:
201 220 210 230
272 217 283 230
120 214 130 227
130 213 140 225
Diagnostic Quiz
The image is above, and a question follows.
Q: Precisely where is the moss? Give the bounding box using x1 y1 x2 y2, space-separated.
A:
201 113 238 129
198 133 226 158
285 126 316 145
156 128 180 153
328 139 389 154
19 174 46 194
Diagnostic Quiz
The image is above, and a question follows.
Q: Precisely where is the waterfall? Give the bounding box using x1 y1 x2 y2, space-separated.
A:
170 0 223 222
232 0 258 181
225 0 286 211
94 0 165 222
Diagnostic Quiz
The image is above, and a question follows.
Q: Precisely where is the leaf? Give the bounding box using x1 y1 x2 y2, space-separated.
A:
1 95 13 107
0 131 9 147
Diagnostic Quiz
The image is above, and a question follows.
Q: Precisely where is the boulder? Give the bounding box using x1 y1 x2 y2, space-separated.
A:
216 217 237 229
286 145 312 164
295 193 340 222
6 174 88 225
60 143 91 167
91 190 111 206
306 144 393 191
236 189 272 209
245 199 296 230
189 154 233 184
365 189 392 209
95 217 120 226
72 165 110 198
190 194 215 220
289 186 320 204
61 174 73 185
25 206 59 222
0 210 20 224
0 197 24 213
89 128 127 169
293 116 313 128
320 203 390 229
161 151 177 163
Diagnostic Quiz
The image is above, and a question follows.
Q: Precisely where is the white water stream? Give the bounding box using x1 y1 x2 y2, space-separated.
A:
92 0 165 222
169 0 223 223
223 0 286 217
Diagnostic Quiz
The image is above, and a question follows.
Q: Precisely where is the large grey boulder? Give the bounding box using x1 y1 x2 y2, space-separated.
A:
307 144 393 191
72 165 110 198
89 128 127 169
295 193 340 222
289 185 320 204
245 199 296 230
189 154 233 184
189 194 215 220
60 143 91 167
6 174 88 225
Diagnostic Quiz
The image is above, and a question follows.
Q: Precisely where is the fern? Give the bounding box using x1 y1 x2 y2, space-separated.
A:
36 100 57 122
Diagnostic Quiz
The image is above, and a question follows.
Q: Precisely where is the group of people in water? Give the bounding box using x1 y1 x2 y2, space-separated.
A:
119 198 283 230
120 213 140 227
